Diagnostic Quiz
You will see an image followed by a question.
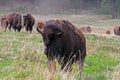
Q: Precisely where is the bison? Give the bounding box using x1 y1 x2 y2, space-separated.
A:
114 26 120 36
37 21 45 29
37 20 86 77
80 26 91 33
0 15 7 30
23 14 35 33
106 30 111 35
3 13 22 32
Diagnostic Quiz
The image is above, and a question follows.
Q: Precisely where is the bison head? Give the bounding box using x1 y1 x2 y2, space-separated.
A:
23 14 31 26
17 25 22 32
37 23 63 57
23 15 28 26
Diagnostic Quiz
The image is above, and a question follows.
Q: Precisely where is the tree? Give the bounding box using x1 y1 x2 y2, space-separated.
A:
111 0 117 19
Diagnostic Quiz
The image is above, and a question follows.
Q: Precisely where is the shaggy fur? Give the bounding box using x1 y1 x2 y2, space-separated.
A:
37 20 86 75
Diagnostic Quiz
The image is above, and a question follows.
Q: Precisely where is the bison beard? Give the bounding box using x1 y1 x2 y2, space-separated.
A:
37 20 86 77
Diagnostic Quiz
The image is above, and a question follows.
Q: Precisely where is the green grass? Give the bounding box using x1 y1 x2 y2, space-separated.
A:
0 31 119 80
0 59 13 68
0 14 120 80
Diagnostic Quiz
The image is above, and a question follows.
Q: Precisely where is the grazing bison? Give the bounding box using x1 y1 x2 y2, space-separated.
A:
80 26 91 33
3 13 22 32
23 14 35 33
37 20 86 76
114 26 120 36
106 30 111 35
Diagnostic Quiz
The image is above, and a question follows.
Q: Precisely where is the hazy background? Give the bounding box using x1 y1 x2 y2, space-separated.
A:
0 0 120 18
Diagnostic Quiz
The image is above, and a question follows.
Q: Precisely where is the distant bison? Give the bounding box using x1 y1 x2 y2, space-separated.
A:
80 26 91 33
114 26 120 36
0 15 7 30
106 30 111 35
3 13 22 32
23 14 35 33
37 21 45 29
37 20 86 76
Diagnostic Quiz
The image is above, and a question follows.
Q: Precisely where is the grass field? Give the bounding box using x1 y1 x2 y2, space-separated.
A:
0 14 120 80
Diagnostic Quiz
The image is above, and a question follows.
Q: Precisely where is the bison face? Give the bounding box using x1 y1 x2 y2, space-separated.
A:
43 24 63 46
23 15 29 26
37 24 63 57
23 14 32 26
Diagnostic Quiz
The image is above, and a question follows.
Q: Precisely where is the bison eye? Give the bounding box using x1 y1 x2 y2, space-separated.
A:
47 33 56 41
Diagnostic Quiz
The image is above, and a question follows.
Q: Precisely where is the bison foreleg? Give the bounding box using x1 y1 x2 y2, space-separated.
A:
47 59 56 74
4 22 8 31
79 59 84 79
8 24 12 31
25 26 29 32
29 26 33 33
45 49 56 80
78 50 86 79
47 59 56 80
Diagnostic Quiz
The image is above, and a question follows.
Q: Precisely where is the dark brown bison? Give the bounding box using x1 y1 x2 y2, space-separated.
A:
106 30 111 35
3 13 22 32
23 14 35 33
37 20 86 76
80 26 91 33
114 26 120 36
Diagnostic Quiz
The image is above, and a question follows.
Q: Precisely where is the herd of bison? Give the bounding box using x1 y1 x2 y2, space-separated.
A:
1 12 120 35
0 12 120 77
1 13 35 33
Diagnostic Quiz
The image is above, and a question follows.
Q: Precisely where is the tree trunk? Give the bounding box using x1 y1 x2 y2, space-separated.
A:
96 0 101 8
111 0 117 19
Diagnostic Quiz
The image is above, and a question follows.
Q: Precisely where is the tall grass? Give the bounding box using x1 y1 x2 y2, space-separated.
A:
0 13 120 80
0 31 119 80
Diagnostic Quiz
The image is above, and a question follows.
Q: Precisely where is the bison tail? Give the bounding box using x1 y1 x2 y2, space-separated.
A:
36 26 43 35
